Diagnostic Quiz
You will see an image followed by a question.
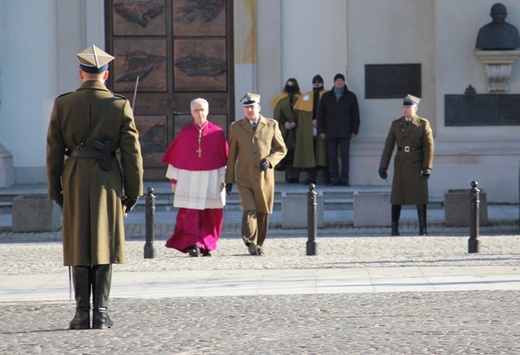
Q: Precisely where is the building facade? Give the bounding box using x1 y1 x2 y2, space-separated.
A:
1 0 520 202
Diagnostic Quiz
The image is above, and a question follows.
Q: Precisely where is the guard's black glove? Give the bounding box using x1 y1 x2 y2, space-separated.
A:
55 195 64 210
260 158 271 172
122 196 139 213
421 168 431 179
225 183 233 196
378 167 388 180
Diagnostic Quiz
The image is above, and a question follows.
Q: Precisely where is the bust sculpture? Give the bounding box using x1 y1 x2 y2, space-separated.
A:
475 3 520 50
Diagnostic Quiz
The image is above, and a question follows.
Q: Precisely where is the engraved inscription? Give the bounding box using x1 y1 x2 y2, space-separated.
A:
445 94 520 126
365 64 421 99
498 95 520 125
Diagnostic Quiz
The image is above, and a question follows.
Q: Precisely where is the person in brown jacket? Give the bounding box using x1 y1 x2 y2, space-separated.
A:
226 93 287 255
379 95 434 236
46 45 143 329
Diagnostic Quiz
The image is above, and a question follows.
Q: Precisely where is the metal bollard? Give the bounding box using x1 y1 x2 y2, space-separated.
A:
306 183 317 256
144 187 156 259
468 181 480 253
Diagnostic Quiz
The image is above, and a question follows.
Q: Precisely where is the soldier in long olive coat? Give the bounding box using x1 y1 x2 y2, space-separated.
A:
293 75 329 184
46 45 143 330
379 95 434 236
226 93 287 256
270 78 302 183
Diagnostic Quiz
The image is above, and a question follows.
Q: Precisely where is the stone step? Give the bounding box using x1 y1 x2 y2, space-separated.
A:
0 182 444 213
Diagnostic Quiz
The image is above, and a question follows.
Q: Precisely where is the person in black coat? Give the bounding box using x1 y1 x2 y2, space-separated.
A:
317 73 360 186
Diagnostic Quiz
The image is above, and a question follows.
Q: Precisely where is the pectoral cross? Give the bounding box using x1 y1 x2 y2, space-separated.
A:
194 122 208 158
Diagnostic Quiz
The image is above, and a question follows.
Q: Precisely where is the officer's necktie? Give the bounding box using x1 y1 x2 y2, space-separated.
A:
251 121 257 131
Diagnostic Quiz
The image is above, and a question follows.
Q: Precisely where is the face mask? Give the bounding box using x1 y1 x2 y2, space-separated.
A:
286 85 296 93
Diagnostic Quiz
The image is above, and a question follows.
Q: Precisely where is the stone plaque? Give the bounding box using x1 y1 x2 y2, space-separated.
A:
445 94 498 126
498 95 520 125
365 64 421 99
445 94 520 126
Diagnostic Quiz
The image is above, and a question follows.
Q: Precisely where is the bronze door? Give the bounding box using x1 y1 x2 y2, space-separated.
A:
105 0 234 180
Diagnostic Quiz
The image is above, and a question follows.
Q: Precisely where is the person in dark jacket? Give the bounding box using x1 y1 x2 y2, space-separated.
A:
378 95 434 236
317 73 360 186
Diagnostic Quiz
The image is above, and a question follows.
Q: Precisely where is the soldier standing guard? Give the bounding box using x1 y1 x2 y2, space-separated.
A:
378 95 434 236
46 45 143 329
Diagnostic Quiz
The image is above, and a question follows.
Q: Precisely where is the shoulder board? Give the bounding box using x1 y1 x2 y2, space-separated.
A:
113 94 129 101
56 92 73 99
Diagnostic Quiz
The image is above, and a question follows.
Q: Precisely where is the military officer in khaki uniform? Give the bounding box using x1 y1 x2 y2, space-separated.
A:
47 45 143 329
226 93 287 255
379 95 434 236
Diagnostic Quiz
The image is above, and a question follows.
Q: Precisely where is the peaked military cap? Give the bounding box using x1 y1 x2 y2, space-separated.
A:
77 45 114 74
403 94 421 107
240 93 261 106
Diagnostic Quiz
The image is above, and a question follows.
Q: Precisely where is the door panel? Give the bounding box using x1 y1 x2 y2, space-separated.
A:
105 0 234 180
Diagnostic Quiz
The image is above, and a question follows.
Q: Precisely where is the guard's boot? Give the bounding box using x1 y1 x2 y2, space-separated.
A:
69 266 91 330
391 204 401 236
92 264 114 329
417 204 427 236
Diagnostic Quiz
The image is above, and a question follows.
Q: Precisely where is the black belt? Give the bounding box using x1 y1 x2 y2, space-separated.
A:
68 149 116 159
397 146 422 153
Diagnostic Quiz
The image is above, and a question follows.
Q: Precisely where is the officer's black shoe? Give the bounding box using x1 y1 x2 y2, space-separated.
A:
188 245 201 257
248 243 259 255
326 179 339 186
69 310 90 330
391 222 400 236
92 310 113 329
338 180 350 186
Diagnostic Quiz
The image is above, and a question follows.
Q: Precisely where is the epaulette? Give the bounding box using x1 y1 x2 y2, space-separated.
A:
56 92 73 99
113 93 128 101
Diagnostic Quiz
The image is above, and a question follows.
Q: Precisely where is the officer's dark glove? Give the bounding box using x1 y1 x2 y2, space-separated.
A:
378 167 388 180
225 183 233 196
421 168 431 179
55 195 64 210
122 196 139 213
260 158 271 172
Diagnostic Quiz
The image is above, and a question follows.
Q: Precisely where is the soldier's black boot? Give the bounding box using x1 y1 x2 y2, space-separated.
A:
92 264 114 329
69 266 91 330
391 204 401 236
417 204 427 236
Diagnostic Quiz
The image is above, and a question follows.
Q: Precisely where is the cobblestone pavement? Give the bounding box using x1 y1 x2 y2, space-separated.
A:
1 220 520 354
1 291 519 354
1 233 520 275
